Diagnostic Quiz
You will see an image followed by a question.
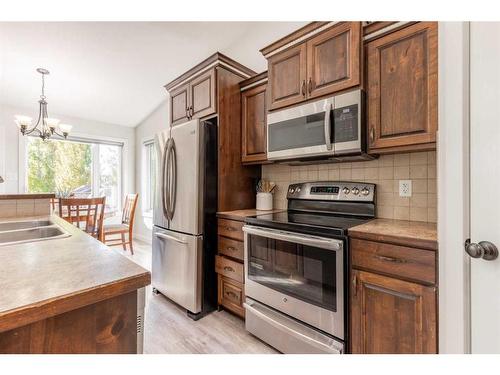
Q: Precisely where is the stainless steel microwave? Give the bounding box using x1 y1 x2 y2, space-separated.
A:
266 90 364 161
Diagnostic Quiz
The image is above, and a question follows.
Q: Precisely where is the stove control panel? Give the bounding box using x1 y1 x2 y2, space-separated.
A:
287 181 376 202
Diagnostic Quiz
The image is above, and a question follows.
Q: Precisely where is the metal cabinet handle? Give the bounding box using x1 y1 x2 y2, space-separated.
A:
189 105 194 118
375 254 407 264
308 77 313 94
226 246 236 252
465 239 499 261
225 226 235 231
226 291 239 299
352 274 358 297
186 107 190 119
301 80 306 97
370 127 375 144
223 266 235 272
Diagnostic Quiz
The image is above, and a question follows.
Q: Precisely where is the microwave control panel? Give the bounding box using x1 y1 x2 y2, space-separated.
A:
333 104 358 143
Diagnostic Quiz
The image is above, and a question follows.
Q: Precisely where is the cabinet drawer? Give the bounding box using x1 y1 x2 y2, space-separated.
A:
351 238 436 285
217 218 244 241
215 255 244 283
218 275 245 318
218 236 244 261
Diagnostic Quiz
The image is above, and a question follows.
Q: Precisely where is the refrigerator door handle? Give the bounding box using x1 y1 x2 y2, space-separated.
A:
161 139 170 220
169 139 177 220
155 231 188 245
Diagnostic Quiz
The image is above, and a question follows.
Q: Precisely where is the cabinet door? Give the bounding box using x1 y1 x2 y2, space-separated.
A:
350 269 437 354
241 83 267 163
306 22 361 99
267 43 307 110
366 22 438 153
189 68 216 120
218 275 245 318
170 83 190 126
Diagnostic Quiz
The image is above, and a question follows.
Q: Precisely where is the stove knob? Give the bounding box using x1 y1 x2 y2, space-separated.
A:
361 187 370 196
342 187 350 195
352 187 360 195
289 187 295 194
295 187 301 193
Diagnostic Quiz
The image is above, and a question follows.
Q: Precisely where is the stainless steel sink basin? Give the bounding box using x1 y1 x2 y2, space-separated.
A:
0 220 71 246
0 220 53 232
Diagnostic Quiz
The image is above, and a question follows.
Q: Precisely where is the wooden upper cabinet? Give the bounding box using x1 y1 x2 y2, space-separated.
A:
366 22 438 153
351 269 437 354
263 22 361 111
241 76 268 164
267 44 307 110
189 68 216 120
306 22 360 99
170 83 190 126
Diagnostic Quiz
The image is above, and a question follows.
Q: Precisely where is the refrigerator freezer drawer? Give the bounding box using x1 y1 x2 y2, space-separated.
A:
152 226 203 314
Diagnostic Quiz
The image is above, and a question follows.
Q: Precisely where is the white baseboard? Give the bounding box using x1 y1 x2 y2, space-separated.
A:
134 232 152 244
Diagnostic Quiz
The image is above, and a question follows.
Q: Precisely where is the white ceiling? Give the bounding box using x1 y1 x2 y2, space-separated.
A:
0 22 305 127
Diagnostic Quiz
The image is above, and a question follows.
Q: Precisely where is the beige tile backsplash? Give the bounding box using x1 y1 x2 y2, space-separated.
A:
261 151 437 223
0 199 51 218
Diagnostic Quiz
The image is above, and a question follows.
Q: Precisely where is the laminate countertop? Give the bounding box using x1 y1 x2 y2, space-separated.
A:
216 209 285 222
349 219 438 251
0 215 151 333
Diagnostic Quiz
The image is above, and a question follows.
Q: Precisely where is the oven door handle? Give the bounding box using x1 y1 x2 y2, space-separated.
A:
243 225 342 251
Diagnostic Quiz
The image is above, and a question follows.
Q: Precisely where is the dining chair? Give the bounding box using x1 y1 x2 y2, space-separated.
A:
103 194 138 254
58 197 106 241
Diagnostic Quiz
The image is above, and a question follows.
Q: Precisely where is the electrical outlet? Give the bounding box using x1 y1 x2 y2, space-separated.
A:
399 180 412 197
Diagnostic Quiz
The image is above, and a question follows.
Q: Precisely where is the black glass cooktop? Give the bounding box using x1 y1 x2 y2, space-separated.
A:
245 210 373 238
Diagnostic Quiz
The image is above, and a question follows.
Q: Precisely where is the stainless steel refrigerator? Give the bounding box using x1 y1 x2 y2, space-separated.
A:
152 118 217 319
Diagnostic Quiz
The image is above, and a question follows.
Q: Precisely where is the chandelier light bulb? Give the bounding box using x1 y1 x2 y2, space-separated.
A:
58 124 72 137
45 117 60 130
14 115 32 127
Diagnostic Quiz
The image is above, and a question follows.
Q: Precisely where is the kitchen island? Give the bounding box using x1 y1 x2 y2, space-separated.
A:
0 215 151 354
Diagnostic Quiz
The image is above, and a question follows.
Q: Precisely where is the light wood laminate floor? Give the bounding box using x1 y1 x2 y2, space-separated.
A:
123 240 278 354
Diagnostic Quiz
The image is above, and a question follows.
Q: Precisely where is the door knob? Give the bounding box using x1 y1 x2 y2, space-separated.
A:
465 239 499 261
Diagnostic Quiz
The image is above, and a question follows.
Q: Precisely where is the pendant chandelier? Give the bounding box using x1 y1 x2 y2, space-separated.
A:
15 68 73 141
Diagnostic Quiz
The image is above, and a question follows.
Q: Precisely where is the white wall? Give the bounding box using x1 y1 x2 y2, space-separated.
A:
134 100 169 242
0 102 136 199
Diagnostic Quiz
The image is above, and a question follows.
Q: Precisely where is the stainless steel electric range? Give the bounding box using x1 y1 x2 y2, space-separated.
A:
243 181 376 354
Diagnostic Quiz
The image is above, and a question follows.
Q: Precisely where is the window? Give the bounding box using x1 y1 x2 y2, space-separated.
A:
26 137 123 216
144 140 157 213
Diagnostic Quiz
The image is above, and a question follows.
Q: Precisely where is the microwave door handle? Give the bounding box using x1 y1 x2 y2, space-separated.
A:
324 103 333 151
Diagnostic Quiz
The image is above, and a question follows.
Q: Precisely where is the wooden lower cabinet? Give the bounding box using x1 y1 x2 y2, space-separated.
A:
218 275 245 318
216 217 246 319
350 269 437 354
0 291 138 354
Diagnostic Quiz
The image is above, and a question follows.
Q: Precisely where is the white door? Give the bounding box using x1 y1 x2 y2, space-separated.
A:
469 22 500 353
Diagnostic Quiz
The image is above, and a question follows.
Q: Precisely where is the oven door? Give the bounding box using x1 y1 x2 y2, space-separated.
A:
267 97 334 160
243 225 344 340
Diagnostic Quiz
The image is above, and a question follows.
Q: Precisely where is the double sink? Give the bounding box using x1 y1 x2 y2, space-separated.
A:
0 219 71 246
